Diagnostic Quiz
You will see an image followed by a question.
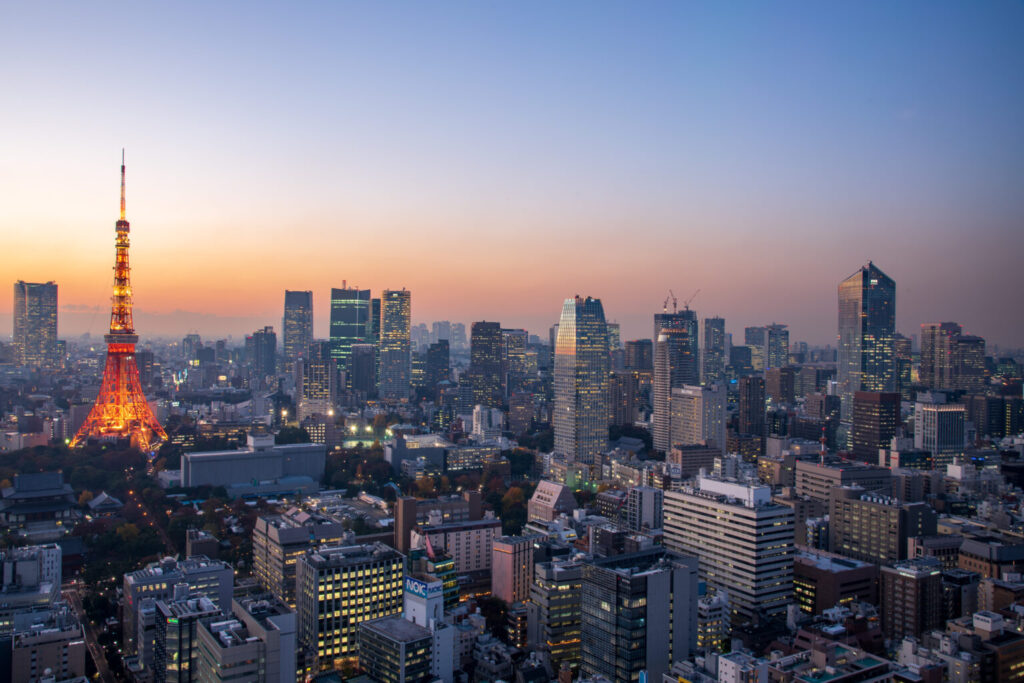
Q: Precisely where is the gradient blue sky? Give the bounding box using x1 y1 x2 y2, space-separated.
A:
2 2 1022 346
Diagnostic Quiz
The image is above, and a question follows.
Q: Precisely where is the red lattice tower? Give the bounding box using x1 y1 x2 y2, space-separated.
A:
71 153 167 451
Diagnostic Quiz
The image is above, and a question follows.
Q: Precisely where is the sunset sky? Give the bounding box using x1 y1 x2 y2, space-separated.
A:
2 3 1022 347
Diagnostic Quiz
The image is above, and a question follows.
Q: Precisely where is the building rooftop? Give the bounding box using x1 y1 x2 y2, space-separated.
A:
361 615 431 643
796 551 873 572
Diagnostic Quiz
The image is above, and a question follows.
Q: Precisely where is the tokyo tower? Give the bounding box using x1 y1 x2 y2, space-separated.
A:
71 154 167 451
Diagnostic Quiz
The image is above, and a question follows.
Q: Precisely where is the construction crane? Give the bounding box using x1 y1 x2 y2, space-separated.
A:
683 289 700 310
663 289 678 313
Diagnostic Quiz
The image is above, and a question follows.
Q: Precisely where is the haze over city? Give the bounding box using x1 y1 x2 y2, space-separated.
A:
2 2 1023 346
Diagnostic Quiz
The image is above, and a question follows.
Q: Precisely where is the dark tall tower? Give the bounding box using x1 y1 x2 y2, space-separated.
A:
470 322 503 408
378 289 411 400
738 376 767 436
72 154 167 450
12 281 58 368
701 317 726 385
246 326 277 388
282 290 313 368
837 262 895 442
851 391 900 462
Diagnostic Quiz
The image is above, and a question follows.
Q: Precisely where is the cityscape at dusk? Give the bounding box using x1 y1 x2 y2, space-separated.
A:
4 3 1024 345
2 3 1024 683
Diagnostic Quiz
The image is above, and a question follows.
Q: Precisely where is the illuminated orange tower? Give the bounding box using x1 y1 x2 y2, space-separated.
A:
71 153 167 450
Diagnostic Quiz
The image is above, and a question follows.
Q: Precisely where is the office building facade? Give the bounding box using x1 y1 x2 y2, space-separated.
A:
13 280 58 368
664 476 794 625
295 543 404 671
282 290 313 368
553 296 610 464
378 289 411 400
837 262 896 440
580 548 698 681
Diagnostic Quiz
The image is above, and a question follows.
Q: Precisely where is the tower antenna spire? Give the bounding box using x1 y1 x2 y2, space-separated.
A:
120 149 126 221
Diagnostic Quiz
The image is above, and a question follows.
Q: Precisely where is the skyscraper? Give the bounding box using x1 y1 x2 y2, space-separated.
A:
837 262 896 438
920 322 960 390
765 323 789 369
664 476 794 626
282 290 313 368
737 376 766 437
669 384 726 453
851 391 900 463
654 309 699 384
12 281 58 368
329 286 371 370
470 322 504 408
297 341 338 421
701 317 726 385
914 395 965 468
378 289 411 400
246 326 277 388
653 327 694 452
580 548 698 681
554 296 610 464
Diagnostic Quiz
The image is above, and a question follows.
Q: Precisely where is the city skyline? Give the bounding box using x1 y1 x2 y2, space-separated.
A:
3 3 1023 347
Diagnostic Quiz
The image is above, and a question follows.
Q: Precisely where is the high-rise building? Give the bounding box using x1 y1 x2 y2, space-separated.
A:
914 395 965 469
829 487 937 565
765 323 789 369
625 486 664 531
123 556 234 657
879 558 943 641
329 286 371 372
920 322 961 390
470 322 504 407
765 367 796 405
12 281 58 368
793 551 879 616
527 560 583 674
379 289 411 400
295 543 404 672
580 548 698 681
349 344 377 396
297 340 338 421
424 340 450 394
624 339 653 371
154 596 222 683
554 297 610 464
282 290 313 368
246 326 277 386
663 476 794 625
894 333 914 400
955 335 986 393
655 309 699 384
492 536 534 604
358 617 433 683
701 317 726 385
851 391 899 462
669 384 726 452
653 327 695 452
252 509 349 608
450 322 466 350
737 376 766 436
837 262 896 440
431 320 451 344
608 370 641 426
194 594 296 683
502 328 529 392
